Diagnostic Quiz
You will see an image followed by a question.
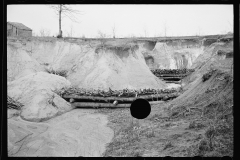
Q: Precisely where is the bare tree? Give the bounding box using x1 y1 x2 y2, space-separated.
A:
163 21 168 37
112 24 116 38
227 20 233 33
32 32 38 37
39 29 45 37
97 30 107 38
66 25 74 37
143 26 148 37
39 28 51 37
196 27 202 36
49 4 81 38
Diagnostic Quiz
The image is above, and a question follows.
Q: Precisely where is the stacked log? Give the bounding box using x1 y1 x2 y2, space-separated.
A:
61 87 179 98
151 68 195 76
72 101 164 108
63 92 180 103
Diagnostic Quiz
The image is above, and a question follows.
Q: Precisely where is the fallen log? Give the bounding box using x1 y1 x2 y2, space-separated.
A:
63 93 180 102
156 74 189 77
72 101 165 108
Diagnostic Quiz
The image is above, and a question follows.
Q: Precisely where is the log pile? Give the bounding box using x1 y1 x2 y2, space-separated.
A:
151 68 195 76
7 96 23 110
61 87 180 98
59 87 181 107
72 101 164 108
63 92 180 103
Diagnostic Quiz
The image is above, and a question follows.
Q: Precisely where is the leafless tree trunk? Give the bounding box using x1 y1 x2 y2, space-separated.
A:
39 28 51 37
59 4 62 38
164 24 167 37
143 26 148 37
112 24 116 38
50 4 81 38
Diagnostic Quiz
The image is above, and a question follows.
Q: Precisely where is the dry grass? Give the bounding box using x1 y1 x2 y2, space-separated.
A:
96 67 233 157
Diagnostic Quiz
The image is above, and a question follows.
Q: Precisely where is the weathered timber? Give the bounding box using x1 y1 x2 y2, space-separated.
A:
165 81 182 84
156 74 189 77
63 93 180 102
72 101 164 108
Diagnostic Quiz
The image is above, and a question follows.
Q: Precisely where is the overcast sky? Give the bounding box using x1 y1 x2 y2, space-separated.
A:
7 4 233 38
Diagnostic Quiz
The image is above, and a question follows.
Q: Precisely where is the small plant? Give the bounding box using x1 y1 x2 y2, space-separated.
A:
45 68 68 78
202 70 215 82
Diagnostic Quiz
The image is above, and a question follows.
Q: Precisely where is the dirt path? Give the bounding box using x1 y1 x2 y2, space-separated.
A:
8 109 114 157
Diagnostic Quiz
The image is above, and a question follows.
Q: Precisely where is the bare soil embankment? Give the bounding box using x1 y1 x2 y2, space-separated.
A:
7 37 167 90
96 39 233 157
7 35 233 157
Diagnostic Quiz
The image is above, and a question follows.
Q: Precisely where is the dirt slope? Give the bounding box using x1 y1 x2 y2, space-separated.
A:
96 40 233 157
8 72 73 122
7 37 167 90
142 39 204 69
7 40 44 81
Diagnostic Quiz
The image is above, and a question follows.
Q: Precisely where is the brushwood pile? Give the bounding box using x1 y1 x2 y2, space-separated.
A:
151 68 195 76
57 87 180 98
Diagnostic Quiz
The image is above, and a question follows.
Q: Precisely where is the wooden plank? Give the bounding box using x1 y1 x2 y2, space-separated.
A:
63 93 180 102
72 102 131 108
72 101 165 108
156 74 189 77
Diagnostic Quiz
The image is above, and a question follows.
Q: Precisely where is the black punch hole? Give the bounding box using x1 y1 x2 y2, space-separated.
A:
130 98 151 119
163 156 173 160
221 156 232 160
192 156 203 160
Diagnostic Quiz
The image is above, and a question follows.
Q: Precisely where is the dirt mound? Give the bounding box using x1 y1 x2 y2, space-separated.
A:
7 37 167 90
8 72 73 122
70 43 166 90
7 40 44 81
183 41 233 88
164 40 233 156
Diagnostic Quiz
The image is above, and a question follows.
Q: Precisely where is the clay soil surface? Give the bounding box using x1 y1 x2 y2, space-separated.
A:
8 109 114 157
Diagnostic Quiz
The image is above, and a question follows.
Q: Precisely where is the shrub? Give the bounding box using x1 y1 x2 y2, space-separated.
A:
202 70 215 82
7 96 23 110
45 68 68 78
